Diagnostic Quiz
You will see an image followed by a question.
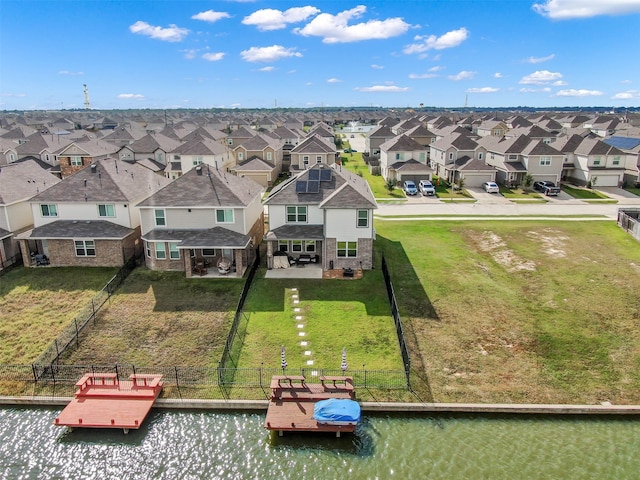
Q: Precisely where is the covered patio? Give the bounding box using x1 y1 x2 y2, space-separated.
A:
264 224 324 271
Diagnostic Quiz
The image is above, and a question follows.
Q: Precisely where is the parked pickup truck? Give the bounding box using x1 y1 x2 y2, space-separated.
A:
533 180 561 196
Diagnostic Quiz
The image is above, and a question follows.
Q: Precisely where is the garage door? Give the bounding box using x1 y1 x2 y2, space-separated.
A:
463 173 493 187
592 174 620 187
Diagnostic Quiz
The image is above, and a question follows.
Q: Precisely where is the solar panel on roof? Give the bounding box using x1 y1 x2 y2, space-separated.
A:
307 180 320 193
295 181 307 193
308 169 320 180
320 169 332 181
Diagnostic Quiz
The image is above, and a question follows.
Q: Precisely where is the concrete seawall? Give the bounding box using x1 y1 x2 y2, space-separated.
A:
2 396 640 415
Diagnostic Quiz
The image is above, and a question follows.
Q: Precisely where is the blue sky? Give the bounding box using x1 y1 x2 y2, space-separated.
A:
2 0 640 110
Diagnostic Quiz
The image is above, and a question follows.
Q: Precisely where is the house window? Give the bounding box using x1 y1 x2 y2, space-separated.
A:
40 204 58 217
192 156 203 166
155 242 166 259
419 152 426 162
292 240 303 252
508 154 518 160
337 241 357 258
75 240 96 257
227 139 233 145
478 152 484 161
237 152 244 161
540 157 551 166
303 156 309 163
71 156 82 166
287 206 307 223
449 152 454 160
357 209 369 228
45 154 50 162
174 155 180 160
278 241 289 252
613 156 620 166
169 242 180 259
98 204 115 217
154 209 166 226
216 209 234 223
305 241 316 253
593 156 601 166
395 153 401 160
202 248 215 256
145 241 151 258
316 156 322 163
267 151 273 161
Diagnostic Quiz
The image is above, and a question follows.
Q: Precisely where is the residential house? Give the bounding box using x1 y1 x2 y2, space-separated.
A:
429 132 480 183
230 133 284 187
263 163 377 273
603 136 640 186
165 135 234 179
16 158 171 267
117 133 181 165
567 136 625 186
379 135 431 182
15 131 74 167
0 160 61 268
365 125 395 156
137 164 264 278
56 137 119 178
475 120 508 138
0 137 18 166
478 135 563 186
289 134 337 171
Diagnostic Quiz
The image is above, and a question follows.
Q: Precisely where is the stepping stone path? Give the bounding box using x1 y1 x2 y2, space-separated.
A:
290 288 318 375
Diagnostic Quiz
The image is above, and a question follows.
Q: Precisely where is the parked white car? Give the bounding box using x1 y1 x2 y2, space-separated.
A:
418 179 436 196
482 181 500 193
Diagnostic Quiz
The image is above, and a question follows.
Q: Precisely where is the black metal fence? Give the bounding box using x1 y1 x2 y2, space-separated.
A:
0 253 22 276
381 254 411 386
219 249 260 370
0 363 408 393
34 255 139 366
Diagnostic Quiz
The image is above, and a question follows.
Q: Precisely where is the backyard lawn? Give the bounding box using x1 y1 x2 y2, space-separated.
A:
0 267 118 364
340 152 405 199
235 271 404 372
375 219 640 404
61 268 244 367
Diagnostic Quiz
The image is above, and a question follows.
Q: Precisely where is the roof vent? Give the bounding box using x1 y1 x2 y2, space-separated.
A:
90 164 97 173
196 166 203 176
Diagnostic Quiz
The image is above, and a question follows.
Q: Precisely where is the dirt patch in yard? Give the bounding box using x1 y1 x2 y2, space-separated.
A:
472 230 536 272
527 229 568 258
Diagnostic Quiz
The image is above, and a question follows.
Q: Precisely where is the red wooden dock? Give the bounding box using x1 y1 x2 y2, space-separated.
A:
265 375 358 437
54 373 163 433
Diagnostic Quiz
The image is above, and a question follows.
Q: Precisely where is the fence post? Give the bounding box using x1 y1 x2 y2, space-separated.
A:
115 364 119 379
54 340 60 363
74 319 79 346
32 364 38 383
92 299 96 325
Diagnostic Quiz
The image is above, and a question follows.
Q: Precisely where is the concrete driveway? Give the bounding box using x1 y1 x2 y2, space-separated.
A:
345 133 366 153
467 187 512 204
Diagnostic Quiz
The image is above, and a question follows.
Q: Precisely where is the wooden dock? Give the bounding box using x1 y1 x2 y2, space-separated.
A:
265 375 358 437
54 373 163 433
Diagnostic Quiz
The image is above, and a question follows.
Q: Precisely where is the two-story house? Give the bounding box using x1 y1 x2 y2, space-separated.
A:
365 125 395 156
137 164 264 278
165 135 234 179
263 164 377 274
117 133 181 165
230 134 284 187
378 134 432 183
571 137 625 186
429 132 480 183
55 137 119 178
0 160 61 268
17 158 170 267
289 134 337 171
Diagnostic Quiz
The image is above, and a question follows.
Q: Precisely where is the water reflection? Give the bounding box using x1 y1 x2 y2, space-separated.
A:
1 407 640 480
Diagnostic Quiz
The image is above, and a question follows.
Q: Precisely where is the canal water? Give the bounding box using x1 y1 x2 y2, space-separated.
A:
1 408 639 480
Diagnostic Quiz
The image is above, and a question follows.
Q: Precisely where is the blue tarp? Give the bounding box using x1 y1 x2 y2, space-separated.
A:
313 398 361 424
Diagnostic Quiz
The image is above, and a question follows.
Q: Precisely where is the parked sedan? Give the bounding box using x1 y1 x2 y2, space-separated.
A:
482 181 500 193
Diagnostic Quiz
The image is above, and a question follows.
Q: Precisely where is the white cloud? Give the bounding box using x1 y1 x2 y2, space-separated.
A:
520 87 552 93
408 73 438 79
182 49 198 60
429 66 445 72
0 93 26 97
621 79 632 84
552 80 568 86
240 45 302 62
294 5 410 43
494 72 503 78
202 52 225 61
448 71 476 81
532 0 640 19
129 21 188 42
555 89 604 97
58 70 84 76
243 6 320 31
404 27 469 54
612 90 640 99
259 66 275 72
466 87 499 93
525 53 555 64
519 70 563 84
371 64 384 69
327 78 341 83
118 93 144 99
355 85 409 92
191 10 231 23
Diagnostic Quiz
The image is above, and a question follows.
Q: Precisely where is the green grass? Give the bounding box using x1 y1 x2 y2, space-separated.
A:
375 219 640 404
562 185 610 199
499 186 545 201
236 271 404 372
624 187 640 197
340 153 405 199
60 268 244 367
0 267 118 364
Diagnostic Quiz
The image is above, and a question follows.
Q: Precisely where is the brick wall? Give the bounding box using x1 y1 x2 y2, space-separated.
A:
143 242 186 272
47 236 131 267
323 237 373 270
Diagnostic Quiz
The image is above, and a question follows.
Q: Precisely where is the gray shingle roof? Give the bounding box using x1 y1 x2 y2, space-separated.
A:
137 163 262 208
265 224 325 241
144 226 250 249
24 220 134 239
0 160 61 205
290 134 335 154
